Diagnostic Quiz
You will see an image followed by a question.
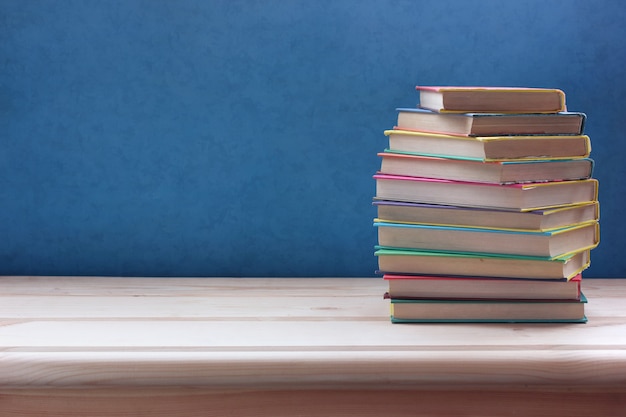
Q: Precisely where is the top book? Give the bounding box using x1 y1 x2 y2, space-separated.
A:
416 86 567 114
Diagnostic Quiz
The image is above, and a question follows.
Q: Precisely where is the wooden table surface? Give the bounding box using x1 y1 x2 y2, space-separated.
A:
1 276 625 416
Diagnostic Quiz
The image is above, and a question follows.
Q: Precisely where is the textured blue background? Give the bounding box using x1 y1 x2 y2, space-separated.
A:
1 0 624 277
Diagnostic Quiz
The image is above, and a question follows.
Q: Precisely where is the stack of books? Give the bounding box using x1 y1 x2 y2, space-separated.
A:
374 86 600 323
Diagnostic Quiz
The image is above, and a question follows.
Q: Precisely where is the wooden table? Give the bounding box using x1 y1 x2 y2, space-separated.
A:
1 276 625 416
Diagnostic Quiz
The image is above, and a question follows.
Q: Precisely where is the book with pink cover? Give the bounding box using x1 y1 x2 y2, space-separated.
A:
416 86 567 113
384 274 582 301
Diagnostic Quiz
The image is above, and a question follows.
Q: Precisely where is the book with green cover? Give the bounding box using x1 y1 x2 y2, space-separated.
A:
375 248 590 280
389 294 588 323
374 220 599 259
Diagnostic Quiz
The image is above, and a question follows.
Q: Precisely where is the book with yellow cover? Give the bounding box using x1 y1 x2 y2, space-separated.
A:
416 86 567 113
375 248 590 280
384 129 592 162
378 152 594 184
373 201 599 232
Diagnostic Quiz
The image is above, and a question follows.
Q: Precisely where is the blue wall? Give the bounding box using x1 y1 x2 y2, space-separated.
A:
2 0 624 277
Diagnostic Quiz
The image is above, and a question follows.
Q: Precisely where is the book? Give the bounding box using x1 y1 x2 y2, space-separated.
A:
374 174 598 211
384 273 582 301
375 248 590 280
388 294 587 323
375 221 599 259
379 152 594 184
416 86 567 113
373 201 599 232
385 129 592 162
396 108 586 136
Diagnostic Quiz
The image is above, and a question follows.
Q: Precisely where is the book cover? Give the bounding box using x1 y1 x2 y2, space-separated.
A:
415 86 567 113
384 273 582 301
375 248 591 280
373 200 600 232
384 129 592 161
378 151 594 183
390 317 588 323
374 220 600 259
388 294 588 323
396 108 587 136
374 173 599 211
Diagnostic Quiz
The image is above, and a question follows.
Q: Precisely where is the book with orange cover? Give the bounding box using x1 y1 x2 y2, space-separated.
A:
384 274 582 301
416 86 567 113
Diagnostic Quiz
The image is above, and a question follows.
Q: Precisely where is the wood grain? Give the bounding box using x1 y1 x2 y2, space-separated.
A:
1 277 625 416
2 387 626 417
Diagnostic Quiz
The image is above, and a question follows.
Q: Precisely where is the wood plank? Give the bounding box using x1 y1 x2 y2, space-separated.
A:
3 276 625 297
0 295 389 319
1 293 624 318
1 277 625 415
3 349 626 388
3 319 626 350
0 276 386 296
2 388 625 417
